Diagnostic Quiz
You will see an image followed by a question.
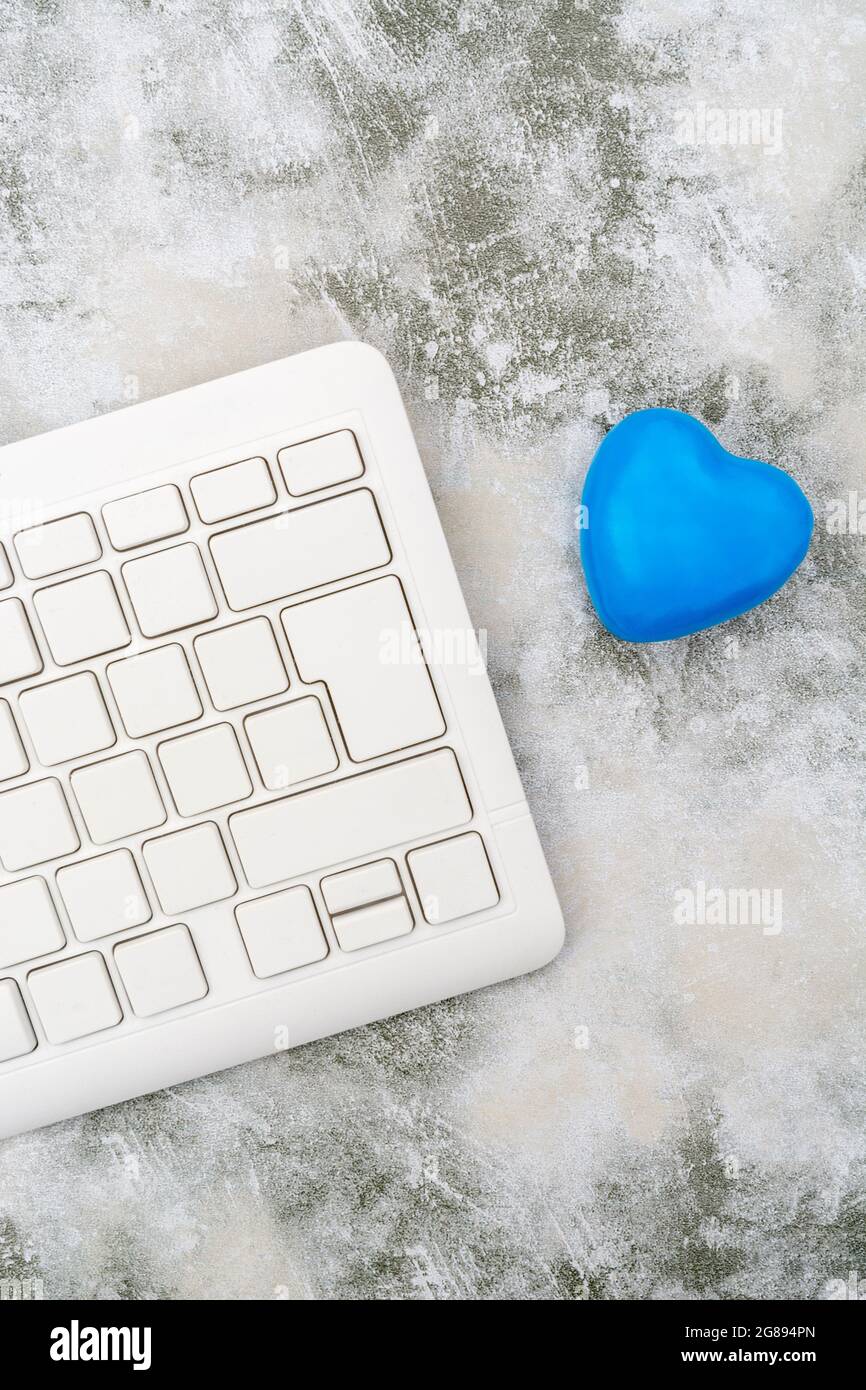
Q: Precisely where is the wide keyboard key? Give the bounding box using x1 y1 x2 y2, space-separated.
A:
230 747 471 888
103 484 188 550
0 979 37 1062
122 543 217 637
0 779 79 871
14 512 101 579
209 489 390 611
19 672 115 766
0 544 12 589
278 430 364 496
115 924 208 1017
282 576 445 762
0 877 65 968
236 886 328 978
408 832 499 924
107 644 202 737
57 849 151 942
190 457 276 523
33 571 129 665
0 598 42 685
28 952 123 1044
193 617 287 711
0 701 28 782
143 822 236 914
70 751 166 845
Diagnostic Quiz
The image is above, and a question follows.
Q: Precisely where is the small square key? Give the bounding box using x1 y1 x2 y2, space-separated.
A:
193 617 288 711
103 484 188 551
158 723 252 817
122 543 217 638
0 598 42 685
19 672 115 766
33 571 130 666
0 701 28 782
407 832 499 924
278 430 364 496
14 512 101 579
28 951 123 1044
190 457 276 524
107 644 202 737
57 849 151 943
0 979 37 1063
244 697 337 790
71 751 166 845
143 822 236 915
115 924 208 1017
236 887 328 977
0 876 65 969
0 779 79 872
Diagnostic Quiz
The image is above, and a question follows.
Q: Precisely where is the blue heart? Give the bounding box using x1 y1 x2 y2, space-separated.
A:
579 408 813 642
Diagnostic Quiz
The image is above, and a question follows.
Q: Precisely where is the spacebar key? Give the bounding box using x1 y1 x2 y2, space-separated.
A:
229 749 471 888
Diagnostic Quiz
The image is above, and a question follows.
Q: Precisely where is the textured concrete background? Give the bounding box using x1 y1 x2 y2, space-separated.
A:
1 0 864 1300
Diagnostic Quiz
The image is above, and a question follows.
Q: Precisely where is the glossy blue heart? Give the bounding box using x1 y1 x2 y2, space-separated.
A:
579 408 813 642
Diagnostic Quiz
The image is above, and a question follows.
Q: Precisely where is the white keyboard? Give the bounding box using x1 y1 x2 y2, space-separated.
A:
0 343 563 1137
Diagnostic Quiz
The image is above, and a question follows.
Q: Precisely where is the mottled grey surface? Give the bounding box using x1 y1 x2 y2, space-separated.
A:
1 0 864 1300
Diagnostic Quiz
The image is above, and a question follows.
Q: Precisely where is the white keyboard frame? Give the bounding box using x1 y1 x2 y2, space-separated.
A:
0 343 563 1137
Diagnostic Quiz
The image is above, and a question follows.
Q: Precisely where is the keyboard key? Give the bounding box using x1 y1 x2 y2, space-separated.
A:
122 543 217 638
236 886 328 978
193 617 287 711
57 849 151 943
230 747 471 888
19 672 115 766
332 896 413 952
103 484 188 551
0 701 28 782
0 877 65 968
158 723 252 817
0 598 42 684
107 643 202 738
33 571 130 665
278 430 364 497
14 512 101 579
190 457 276 523
408 832 499 924
0 544 12 589
114 924 207 1017
209 488 390 611
0 779 79 871
321 858 402 915
28 951 123 1044
282 576 444 762
70 751 165 845
0 979 37 1062
143 822 236 914
244 697 337 791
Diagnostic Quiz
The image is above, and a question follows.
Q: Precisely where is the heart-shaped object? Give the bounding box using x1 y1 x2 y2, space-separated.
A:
579 408 813 642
